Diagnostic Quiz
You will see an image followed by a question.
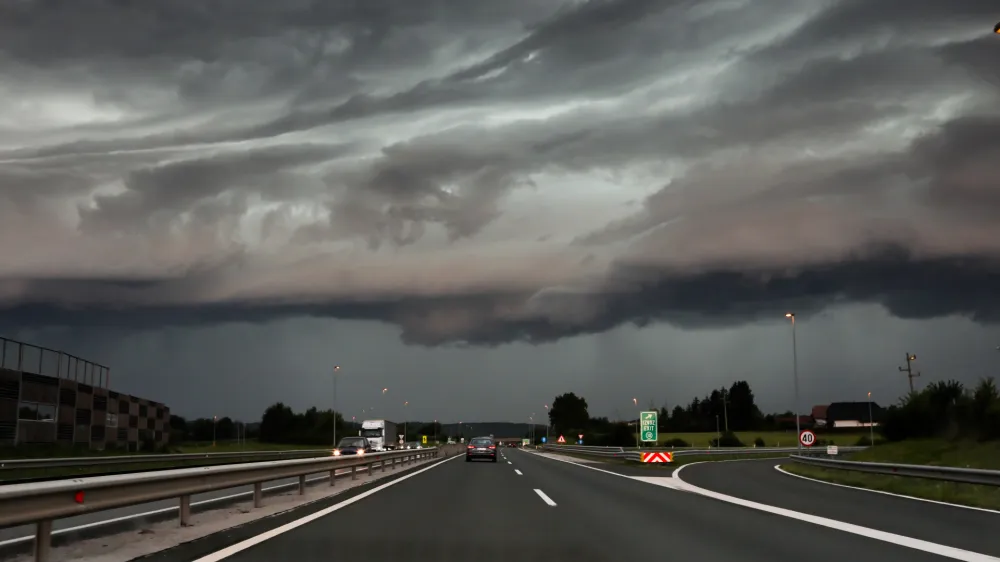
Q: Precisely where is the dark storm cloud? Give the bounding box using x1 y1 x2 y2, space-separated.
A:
2 0 999 349
3 245 999 347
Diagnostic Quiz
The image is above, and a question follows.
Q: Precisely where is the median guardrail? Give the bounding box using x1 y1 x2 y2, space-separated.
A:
788 455 1000 486
541 444 867 461
0 447 450 562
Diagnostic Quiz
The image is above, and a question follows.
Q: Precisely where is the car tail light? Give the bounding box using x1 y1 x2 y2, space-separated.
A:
488 445 496 449
467 445 474 449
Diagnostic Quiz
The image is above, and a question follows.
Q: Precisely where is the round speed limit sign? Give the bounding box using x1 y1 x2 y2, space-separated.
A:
799 430 816 447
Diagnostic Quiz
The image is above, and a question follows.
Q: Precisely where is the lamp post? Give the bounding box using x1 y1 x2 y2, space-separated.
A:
785 313 801 450
212 415 217 448
403 401 409 447
867 391 875 446
543 404 550 443
332 365 341 447
632 398 639 448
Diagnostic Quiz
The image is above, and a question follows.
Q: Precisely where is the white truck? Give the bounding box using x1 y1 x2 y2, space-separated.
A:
360 419 398 451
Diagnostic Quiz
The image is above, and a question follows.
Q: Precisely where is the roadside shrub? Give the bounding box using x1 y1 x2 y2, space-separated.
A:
661 438 690 448
881 378 1000 442
709 431 743 447
753 437 766 447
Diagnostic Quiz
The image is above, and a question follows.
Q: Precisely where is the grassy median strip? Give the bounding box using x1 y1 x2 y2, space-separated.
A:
652 431 868 448
781 439 1000 511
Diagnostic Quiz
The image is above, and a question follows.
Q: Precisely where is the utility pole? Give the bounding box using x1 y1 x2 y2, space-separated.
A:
898 353 920 393
721 388 729 434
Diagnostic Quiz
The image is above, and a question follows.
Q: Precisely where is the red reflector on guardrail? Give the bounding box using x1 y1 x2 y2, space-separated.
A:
74 491 85 504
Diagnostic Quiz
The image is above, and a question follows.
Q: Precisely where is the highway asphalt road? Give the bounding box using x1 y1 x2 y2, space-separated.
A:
678 457 1000 557
0 463 369 547
142 447 995 562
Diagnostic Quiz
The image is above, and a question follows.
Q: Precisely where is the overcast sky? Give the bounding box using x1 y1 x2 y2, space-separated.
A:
2 0 999 423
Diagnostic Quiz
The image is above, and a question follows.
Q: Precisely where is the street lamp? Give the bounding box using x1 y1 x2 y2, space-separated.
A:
632 398 639 448
332 365 341 447
867 391 875 446
212 415 217 448
543 404 550 442
785 313 801 450
403 401 409 447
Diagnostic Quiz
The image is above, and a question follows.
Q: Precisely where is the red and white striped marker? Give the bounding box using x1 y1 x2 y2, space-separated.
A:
641 451 673 463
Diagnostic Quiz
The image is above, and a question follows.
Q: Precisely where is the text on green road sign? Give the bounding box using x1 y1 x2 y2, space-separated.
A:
640 411 658 442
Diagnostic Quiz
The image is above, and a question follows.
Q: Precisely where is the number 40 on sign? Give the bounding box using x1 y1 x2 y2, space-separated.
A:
799 429 816 447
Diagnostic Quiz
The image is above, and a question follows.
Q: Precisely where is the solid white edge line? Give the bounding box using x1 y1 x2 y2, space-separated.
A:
191 454 463 562
514 469 523 476
533 489 557 506
773 464 1000 515
672 463 999 562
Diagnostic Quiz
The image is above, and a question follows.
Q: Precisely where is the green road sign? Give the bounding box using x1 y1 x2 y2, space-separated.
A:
640 411 658 442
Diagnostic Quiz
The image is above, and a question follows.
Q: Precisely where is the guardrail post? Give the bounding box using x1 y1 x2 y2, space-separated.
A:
352 465 357 480
253 482 263 508
329 468 336 486
381 459 386 472
179 495 192 526
298 474 306 495
391 457 396 470
368 462 373 476
34 520 52 562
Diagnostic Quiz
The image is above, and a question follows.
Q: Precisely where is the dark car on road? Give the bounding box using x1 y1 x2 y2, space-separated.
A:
334 436 372 456
466 436 497 462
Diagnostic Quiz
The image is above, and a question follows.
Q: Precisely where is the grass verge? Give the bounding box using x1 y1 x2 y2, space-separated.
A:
780 439 1000 511
650 431 869 448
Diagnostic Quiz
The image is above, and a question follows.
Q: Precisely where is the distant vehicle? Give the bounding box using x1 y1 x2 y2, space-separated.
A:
404 441 422 449
360 419 398 451
334 436 371 456
466 436 497 463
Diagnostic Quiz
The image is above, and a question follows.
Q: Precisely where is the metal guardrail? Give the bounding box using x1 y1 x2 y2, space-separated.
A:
0 449 337 472
541 444 867 461
789 455 1000 486
1 446 453 562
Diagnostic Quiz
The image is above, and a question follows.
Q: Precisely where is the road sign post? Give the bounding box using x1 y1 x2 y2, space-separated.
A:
421 435 427 445
640 411 658 443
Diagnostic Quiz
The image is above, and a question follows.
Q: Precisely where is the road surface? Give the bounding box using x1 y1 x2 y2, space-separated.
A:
678 457 999 557
140 448 995 562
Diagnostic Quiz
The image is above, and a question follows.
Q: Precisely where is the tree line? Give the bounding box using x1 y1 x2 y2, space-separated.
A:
169 403 445 446
546 381 787 447
881 378 999 442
